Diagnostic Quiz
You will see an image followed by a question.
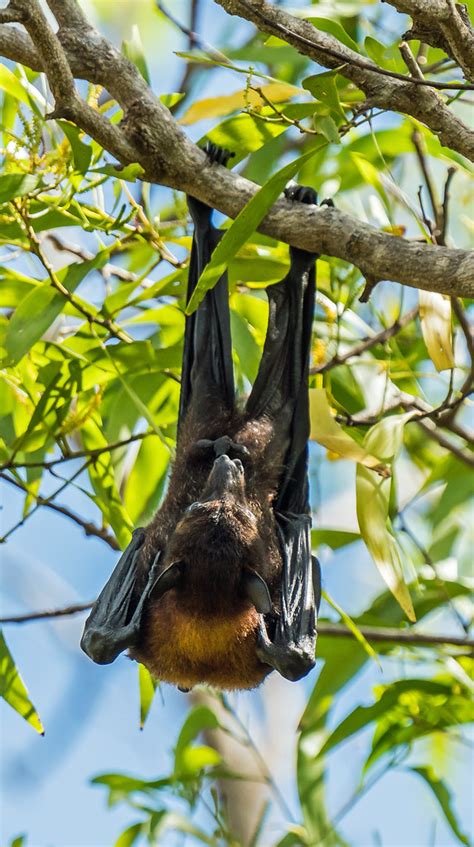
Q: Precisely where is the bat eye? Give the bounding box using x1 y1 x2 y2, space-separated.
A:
186 501 201 513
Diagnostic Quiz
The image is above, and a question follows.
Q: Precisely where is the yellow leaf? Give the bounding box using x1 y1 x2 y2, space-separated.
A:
179 82 299 125
309 388 389 475
356 465 415 621
419 291 454 372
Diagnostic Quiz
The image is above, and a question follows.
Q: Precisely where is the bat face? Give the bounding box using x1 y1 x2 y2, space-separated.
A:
147 451 271 613
130 451 275 689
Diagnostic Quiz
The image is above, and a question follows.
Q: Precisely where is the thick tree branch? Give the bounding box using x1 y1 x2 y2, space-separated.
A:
216 0 474 161
1 603 472 650
386 0 474 83
0 4 472 298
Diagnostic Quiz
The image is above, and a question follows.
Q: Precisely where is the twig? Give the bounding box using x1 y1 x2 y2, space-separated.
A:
0 431 153 471
412 129 440 229
156 1 227 61
317 623 473 649
1 603 472 650
0 602 93 624
311 308 418 374
416 419 474 468
0 472 120 549
439 167 457 245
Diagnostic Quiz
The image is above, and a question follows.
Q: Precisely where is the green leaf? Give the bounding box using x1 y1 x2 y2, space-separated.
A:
323 589 380 667
59 121 93 174
0 630 44 734
302 71 345 120
319 680 450 759
81 415 134 548
306 18 360 53
114 822 144 847
138 663 157 730
204 111 291 165
160 92 185 108
365 36 403 73
230 308 261 382
0 173 39 204
409 767 469 845
419 291 454 372
124 434 169 525
185 144 324 315
312 528 360 550
93 163 145 181
313 114 341 144
3 252 109 366
122 25 150 83
0 269 38 308
174 705 220 776
0 64 31 106
356 413 416 621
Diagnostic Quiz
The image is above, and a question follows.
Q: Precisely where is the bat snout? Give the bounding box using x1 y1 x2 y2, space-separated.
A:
204 453 246 499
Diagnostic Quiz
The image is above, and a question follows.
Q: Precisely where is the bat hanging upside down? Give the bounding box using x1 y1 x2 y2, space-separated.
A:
81 144 324 691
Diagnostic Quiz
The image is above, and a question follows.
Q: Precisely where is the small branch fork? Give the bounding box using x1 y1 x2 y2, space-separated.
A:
0 0 472 296
0 603 472 651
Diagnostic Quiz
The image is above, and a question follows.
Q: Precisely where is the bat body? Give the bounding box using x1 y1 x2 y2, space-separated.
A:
81 145 322 690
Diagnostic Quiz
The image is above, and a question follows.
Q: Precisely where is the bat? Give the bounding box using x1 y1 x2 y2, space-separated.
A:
81 144 322 690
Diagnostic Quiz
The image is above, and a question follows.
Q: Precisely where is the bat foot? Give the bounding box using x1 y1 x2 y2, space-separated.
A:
203 141 235 168
284 184 318 206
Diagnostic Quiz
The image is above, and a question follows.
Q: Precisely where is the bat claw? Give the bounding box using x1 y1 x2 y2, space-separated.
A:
203 141 235 168
284 184 318 206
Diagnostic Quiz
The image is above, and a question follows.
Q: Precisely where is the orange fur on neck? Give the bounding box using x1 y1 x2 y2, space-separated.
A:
131 594 271 691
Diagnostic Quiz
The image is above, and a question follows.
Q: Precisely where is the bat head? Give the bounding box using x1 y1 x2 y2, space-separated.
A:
149 454 272 613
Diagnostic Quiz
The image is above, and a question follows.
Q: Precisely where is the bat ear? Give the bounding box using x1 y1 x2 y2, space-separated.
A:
243 569 272 614
149 560 184 601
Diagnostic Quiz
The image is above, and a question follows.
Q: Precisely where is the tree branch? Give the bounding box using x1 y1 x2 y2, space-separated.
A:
216 0 474 160
0 431 153 472
386 0 474 83
1 603 472 650
0 2 472 297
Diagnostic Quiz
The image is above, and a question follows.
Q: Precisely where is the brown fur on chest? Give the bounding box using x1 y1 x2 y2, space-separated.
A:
130 594 271 691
